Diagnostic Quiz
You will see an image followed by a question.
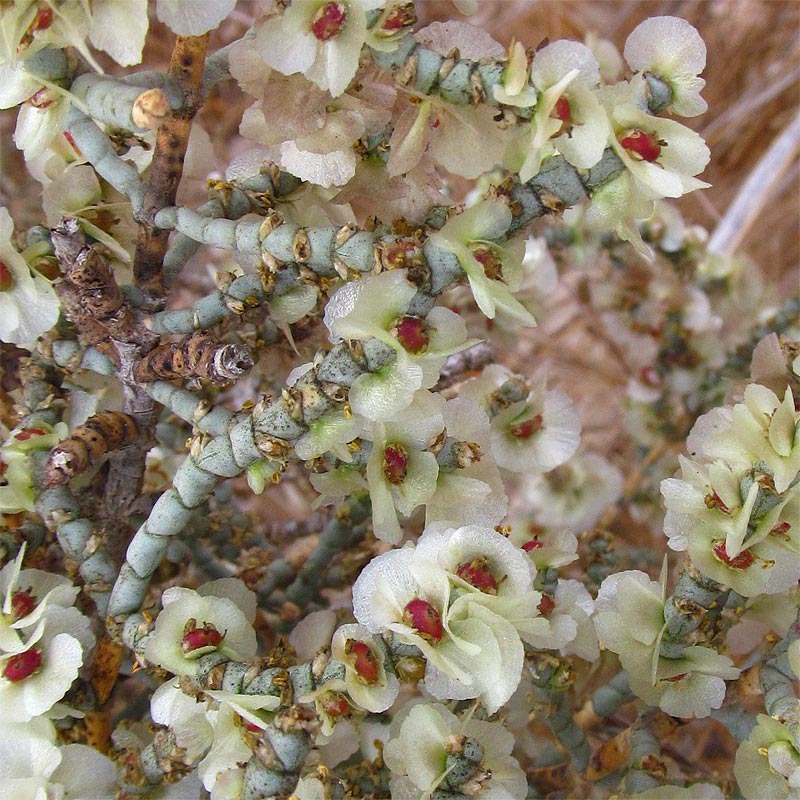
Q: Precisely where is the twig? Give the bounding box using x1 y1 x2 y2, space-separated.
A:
133 33 210 295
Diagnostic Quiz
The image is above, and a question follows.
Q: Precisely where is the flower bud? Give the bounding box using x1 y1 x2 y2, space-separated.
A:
9 589 36 622
346 639 379 684
2 648 42 682
455 557 499 594
311 2 347 41
619 129 662 162
382 444 408 484
181 621 224 654
0 260 13 292
393 315 429 353
403 598 444 642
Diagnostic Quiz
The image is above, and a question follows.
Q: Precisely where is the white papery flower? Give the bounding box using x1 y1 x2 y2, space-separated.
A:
144 581 257 676
460 365 581 475
602 79 710 200
383 702 527 799
519 39 609 180
0 543 78 654
735 714 800 800
363 390 444 544
0 718 115 800
325 270 474 421
594 569 739 718
431 200 534 326
688 384 800 495
414 522 548 647
624 16 708 116
521 451 623 531
0 207 59 347
424 398 508 529
253 0 394 98
352 544 523 713
528 578 599 661
661 456 800 597
0 546 92 723
156 0 237 36
331 623 400 712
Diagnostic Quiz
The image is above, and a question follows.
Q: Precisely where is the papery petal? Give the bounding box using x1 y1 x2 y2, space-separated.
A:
156 0 236 36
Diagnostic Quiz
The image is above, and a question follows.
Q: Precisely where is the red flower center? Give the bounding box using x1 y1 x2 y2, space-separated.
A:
3 648 42 682
538 594 555 616
0 261 13 292
346 640 379 684
33 7 54 31
712 542 754 570
15 427 48 441
320 691 350 717
619 129 662 162
552 95 571 122
403 597 444 642
382 444 408 485
470 245 503 280
311 2 347 41
181 624 223 653
10 589 36 622
522 536 544 552
377 2 416 33
455 558 498 594
509 414 543 439
664 672 687 683
394 316 429 353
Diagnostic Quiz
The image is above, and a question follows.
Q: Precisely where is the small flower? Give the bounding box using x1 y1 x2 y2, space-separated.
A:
331 623 400 712
431 200 535 326
0 718 115 800
352 544 524 713
735 714 800 800
623 16 708 116
520 451 624 531
383 702 527 799
253 0 399 98
601 80 710 200
423 397 508 529
492 40 537 108
144 582 257 676
0 628 85 723
0 207 59 348
594 569 739 718
362 390 444 543
661 456 800 597
518 39 609 180
414 522 548 649
460 365 581 475
324 270 475 420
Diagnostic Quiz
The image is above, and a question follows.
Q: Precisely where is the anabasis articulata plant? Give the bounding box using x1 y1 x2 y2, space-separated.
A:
0 2 797 799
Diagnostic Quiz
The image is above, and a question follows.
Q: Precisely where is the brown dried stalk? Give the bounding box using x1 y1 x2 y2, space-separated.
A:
43 412 139 488
133 33 210 295
133 332 253 384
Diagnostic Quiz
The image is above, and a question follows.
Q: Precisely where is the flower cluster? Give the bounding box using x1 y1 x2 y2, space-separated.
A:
0 545 94 724
353 522 571 713
661 383 800 597
594 568 739 718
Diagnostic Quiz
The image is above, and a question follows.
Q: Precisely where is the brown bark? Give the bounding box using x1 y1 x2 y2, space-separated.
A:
133 34 210 294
